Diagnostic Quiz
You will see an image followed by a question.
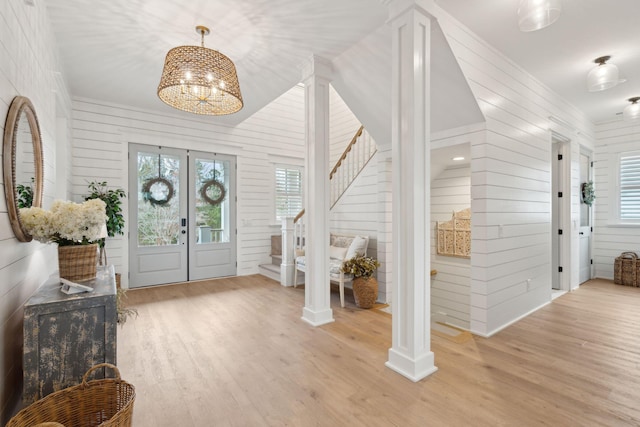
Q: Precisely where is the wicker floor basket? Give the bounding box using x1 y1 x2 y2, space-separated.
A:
7 364 135 427
614 252 639 287
58 243 99 282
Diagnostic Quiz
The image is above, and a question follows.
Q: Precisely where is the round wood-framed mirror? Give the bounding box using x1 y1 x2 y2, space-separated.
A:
3 96 44 242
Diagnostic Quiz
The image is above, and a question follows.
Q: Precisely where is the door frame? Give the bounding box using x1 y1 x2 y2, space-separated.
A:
128 143 238 287
551 132 572 293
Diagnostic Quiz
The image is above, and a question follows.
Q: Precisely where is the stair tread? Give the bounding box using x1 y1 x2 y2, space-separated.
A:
259 263 280 273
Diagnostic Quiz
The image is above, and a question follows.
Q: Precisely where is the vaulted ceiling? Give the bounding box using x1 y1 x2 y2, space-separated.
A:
45 0 640 126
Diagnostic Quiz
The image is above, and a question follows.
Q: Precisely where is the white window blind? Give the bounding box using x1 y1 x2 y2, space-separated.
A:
275 166 302 221
620 152 640 220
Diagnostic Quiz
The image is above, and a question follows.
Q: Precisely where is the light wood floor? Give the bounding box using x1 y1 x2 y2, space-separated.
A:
117 276 640 426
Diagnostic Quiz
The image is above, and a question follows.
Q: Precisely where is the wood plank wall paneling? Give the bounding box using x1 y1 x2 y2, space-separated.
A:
70 87 305 286
436 12 594 336
593 120 640 279
430 165 471 329
0 0 73 422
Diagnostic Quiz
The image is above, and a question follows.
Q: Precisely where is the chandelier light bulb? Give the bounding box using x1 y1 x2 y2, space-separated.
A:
517 0 562 32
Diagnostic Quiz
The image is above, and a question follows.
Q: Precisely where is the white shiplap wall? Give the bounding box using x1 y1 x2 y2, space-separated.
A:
430 165 471 329
593 119 640 279
70 87 305 287
329 86 361 168
0 0 72 420
435 8 595 336
329 153 386 299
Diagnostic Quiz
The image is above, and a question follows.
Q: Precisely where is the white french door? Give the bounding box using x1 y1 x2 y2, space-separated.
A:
128 144 236 287
578 151 592 284
189 151 236 280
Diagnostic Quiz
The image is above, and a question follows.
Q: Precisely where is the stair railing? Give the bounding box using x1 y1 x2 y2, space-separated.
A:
291 126 377 259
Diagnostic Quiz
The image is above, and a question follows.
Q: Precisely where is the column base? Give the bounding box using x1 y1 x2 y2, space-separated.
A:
385 348 438 382
301 307 334 327
280 263 295 287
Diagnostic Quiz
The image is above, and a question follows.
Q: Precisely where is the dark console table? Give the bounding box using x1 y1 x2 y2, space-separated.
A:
22 266 117 405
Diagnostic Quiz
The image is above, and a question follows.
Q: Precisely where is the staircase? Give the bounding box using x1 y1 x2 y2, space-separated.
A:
258 235 282 282
258 126 377 284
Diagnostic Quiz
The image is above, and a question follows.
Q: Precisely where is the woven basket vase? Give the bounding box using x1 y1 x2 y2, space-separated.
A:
58 243 99 282
352 277 378 309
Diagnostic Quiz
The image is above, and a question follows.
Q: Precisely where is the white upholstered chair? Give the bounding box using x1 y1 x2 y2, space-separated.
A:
294 234 369 307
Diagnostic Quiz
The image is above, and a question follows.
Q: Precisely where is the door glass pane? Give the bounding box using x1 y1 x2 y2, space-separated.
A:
195 158 230 244
137 152 181 246
580 154 590 227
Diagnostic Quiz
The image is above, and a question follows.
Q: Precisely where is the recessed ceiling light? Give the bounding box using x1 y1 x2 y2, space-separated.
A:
452 156 465 161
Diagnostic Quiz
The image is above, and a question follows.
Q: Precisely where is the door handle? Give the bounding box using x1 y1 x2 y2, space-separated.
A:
579 232 584 235
181 218 187 227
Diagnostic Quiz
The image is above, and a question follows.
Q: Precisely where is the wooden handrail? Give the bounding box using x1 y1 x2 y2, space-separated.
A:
293 125 366 223
294 209 305 224
329 125 364 180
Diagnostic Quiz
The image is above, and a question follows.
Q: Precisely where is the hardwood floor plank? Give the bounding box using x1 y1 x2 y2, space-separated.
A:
117 277 640 426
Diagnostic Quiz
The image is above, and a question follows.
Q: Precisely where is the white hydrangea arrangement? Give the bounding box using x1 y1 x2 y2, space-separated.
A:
20 199 107 246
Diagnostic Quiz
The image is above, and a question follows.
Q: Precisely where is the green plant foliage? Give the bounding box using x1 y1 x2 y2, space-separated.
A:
341 255 380 278
582 181 596 206
16 178 34 208
85 181 126 242
116 287 138 325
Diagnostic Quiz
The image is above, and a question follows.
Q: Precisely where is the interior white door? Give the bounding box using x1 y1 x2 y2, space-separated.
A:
189 151 236 280
578 152 592 284
129 144 188 287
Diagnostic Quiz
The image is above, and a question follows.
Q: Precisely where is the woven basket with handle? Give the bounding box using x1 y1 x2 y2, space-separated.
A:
7 363 135 427
614 252 639 287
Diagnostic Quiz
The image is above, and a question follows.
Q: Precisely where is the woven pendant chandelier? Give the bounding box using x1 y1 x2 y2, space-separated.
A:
158 26 243 115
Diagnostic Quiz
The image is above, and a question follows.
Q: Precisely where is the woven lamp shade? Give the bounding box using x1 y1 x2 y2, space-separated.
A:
157 44 243 115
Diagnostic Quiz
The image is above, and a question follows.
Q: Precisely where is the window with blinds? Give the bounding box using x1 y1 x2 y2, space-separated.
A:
275 166 303 221
620 152 640 220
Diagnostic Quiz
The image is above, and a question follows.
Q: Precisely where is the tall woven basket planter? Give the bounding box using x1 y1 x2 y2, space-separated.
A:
7 363 135 427
614 252 639 287
58 243 99 282
352 277 378 309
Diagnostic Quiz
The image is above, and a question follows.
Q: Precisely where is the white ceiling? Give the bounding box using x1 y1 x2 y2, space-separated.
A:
434 0 640 124
44 0 640 125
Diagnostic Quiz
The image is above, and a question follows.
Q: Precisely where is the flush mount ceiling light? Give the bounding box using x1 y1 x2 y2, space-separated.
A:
587 56 625 92
623 97 640 121
157 26 243 115
517 0 562 32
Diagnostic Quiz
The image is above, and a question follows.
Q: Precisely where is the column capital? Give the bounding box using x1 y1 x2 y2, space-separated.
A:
385 0 436 23
301 55 333 83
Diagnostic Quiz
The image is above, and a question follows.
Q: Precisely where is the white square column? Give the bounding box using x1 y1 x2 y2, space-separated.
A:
385 1 437 381
301 55 334 327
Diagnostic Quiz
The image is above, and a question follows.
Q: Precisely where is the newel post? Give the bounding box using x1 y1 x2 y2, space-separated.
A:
280 217 295 287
